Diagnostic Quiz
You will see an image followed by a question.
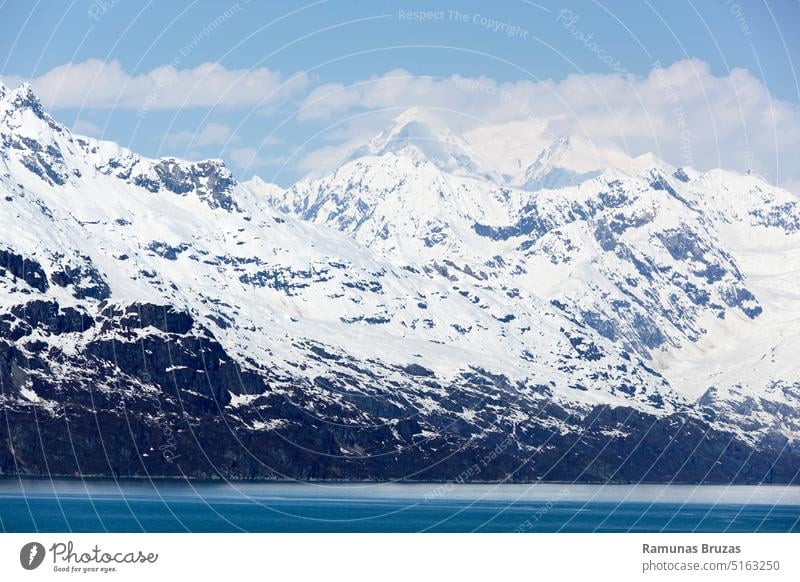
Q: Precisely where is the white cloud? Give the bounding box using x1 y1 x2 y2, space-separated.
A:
294 60 800 188
6 57 799 189
71 119 104 137
166 122 235 148
9 59 310 112
291 144 355 177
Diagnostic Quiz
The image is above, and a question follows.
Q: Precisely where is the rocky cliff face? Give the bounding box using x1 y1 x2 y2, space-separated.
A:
1 85 798 483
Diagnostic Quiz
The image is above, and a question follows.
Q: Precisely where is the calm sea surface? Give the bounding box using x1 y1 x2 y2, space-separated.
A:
1 479 798 532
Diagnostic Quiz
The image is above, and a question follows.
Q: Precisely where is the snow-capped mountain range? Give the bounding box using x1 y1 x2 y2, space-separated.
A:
1 82 798 482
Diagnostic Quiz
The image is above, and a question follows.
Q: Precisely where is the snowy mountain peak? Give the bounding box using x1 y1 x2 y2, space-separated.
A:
0 83 75 152
356 108 441 155
86 151 243 212
379 106 437 138
517 134 674 191
2 83 800 482
517 134 604 191
2 82 46 119
347 108 502 182
243 175 284 200
541 134 572 157
0 83 240 211
373 107 463 142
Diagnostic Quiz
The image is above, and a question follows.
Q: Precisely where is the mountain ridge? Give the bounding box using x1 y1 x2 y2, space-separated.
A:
1 84 798 483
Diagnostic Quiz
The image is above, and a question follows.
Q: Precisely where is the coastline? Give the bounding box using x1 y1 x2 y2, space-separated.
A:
3 473 800 486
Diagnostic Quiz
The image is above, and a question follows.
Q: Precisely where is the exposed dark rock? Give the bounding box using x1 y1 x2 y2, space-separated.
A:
0 248 48 292
50 260 112 300
10 300 94 334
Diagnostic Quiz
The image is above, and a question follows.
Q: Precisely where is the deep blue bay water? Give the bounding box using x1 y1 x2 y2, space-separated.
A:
1 479 798 532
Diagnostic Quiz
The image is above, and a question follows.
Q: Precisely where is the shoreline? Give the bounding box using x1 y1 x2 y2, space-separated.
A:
2 474 799 488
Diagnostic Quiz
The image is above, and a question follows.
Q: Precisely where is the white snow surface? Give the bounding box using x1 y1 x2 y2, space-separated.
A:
251 106 800 442
2 86 799 443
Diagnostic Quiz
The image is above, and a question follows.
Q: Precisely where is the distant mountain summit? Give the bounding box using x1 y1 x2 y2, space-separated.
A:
2 83 799 483
518 135 600 191
345 108 502 183
515 135 672 191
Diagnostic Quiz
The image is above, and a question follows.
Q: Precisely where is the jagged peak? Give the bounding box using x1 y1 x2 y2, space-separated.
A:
10 81 35 97
4 82 46 118
149 156 237 192
517 135 604 190
528 135 607 169
515 136 687 193
156 156 229 171
672 166 697 183
529 135 572 167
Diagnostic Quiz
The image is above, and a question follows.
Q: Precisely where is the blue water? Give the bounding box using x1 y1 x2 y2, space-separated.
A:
1 479 798 532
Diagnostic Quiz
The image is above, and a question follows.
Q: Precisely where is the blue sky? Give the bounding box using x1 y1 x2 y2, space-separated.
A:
1 0 799 187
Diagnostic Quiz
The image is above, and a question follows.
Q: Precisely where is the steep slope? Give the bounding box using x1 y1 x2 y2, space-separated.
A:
266 113 800 453
1 82 798 482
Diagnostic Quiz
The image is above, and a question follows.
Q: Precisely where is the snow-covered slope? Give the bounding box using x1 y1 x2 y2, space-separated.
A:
259 109 800 451
2 85 798 482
